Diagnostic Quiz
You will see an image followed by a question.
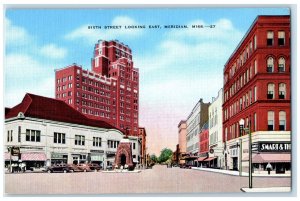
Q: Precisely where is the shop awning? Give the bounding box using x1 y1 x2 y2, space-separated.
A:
252 153 291 163
204 157 217 161
185 156 198 160
4 153 19 161
21 152 47 161
196 157 207 161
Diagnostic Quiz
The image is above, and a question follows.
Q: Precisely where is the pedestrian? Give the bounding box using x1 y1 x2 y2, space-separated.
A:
266 162 272 175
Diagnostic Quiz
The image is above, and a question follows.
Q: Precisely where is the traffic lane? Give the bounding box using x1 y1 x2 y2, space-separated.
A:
5 165 291 194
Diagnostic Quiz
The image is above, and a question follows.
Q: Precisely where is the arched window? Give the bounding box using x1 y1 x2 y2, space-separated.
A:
278 57 285 72
267 57 274 72
279 83 286 99
267 83 275 99
279 111 286 131
268 111 275 131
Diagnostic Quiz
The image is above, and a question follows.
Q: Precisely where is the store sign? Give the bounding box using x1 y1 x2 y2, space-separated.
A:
90 150 104 153
259 142 291 152
51 153 64 159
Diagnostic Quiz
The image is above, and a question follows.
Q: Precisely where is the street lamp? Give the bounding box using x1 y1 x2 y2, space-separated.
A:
239 118 252 189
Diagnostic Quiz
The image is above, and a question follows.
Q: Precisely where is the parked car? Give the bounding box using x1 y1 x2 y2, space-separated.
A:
46 164 71 173
77 163 101 172
67 164 84 172
77 163 91 172
87 163 102 171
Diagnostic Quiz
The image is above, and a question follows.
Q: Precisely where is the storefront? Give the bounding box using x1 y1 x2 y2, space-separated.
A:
51 152 68 165
252 142 291 174
229 144 239 170
90 150 104 166
21 152 46 170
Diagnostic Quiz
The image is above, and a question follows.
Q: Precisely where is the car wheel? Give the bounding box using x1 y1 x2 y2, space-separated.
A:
63 169 67 173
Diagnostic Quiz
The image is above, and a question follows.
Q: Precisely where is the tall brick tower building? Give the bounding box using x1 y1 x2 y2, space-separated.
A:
55 40 139 136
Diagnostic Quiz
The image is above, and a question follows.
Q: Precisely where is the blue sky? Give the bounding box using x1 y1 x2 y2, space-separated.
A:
4 8 290 155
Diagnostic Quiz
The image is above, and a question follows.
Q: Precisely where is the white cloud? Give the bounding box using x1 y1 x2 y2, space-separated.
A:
136 18 242 154
5 54 44 79
5 18 31 47
40 44 68 59
64 16 144 43
5 78 54 108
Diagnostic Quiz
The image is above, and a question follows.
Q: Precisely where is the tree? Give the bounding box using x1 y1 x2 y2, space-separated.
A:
150 154 158 163
158 148 173 163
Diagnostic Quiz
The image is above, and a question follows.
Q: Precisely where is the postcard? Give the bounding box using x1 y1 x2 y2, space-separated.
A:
3 6 292 195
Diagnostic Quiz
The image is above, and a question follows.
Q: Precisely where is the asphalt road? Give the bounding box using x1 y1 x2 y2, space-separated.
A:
4 165 291 195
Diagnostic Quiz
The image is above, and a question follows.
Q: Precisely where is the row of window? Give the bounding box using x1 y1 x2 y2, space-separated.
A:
225 111 287 141
224 86 257 121
267 83 287 99
266 31 286 46
224 59 257 102
57 75 72 84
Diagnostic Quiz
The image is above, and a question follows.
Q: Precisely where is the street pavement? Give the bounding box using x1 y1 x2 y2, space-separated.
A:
4 165 291 195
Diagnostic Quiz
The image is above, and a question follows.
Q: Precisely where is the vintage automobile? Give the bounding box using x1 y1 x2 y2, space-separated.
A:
46 164 71 173
77 163 101 172
67 164 84 172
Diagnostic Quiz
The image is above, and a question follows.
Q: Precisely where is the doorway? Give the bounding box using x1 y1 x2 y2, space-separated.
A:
120 154 126 166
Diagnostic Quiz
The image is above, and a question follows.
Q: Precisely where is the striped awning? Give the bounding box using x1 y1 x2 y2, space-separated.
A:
252 153 290 163
4 153 19 161
21 152 47 161
196 157 207 161
204 157 217 161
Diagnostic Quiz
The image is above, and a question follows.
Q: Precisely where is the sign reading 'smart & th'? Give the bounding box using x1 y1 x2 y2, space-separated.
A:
259 142 291 152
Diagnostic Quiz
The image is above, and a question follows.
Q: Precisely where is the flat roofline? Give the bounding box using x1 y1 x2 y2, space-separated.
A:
223 15 290 71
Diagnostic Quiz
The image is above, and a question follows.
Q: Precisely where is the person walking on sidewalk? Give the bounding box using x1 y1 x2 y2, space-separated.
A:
266 163 272 175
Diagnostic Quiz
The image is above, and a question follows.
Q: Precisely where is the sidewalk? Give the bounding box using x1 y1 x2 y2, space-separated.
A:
241 187 291 193
192 167 291 177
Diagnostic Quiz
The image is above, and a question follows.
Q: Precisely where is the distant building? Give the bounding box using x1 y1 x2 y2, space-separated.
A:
4 93 140 171
185 99 210 166
198 122 209 167
138 127 147 167
223 15 291 174
177 120 187 165
208 88 224 168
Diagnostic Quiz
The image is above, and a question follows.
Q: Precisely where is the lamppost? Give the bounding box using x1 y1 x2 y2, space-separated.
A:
239 118 252 188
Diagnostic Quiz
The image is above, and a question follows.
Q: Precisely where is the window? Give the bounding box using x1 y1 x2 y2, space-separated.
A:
75 135 85 146
254 86 257 101
267 31 274 46
133 142 136 150
267 111 274 131
26 129 41 142
254 113 257 131
254 60 257 74
267 83 275 99
93 137 102 147
54 132 66 144
278 57 285 72
7 130 13 142
279 83 286 99
267 57 274 72
278 31 285 46
254 35 257 50
279 111 286 131
18 126 21 143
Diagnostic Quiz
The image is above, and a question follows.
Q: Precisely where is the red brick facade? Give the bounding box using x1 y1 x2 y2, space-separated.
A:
223 16 290 142
55 40 139 136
